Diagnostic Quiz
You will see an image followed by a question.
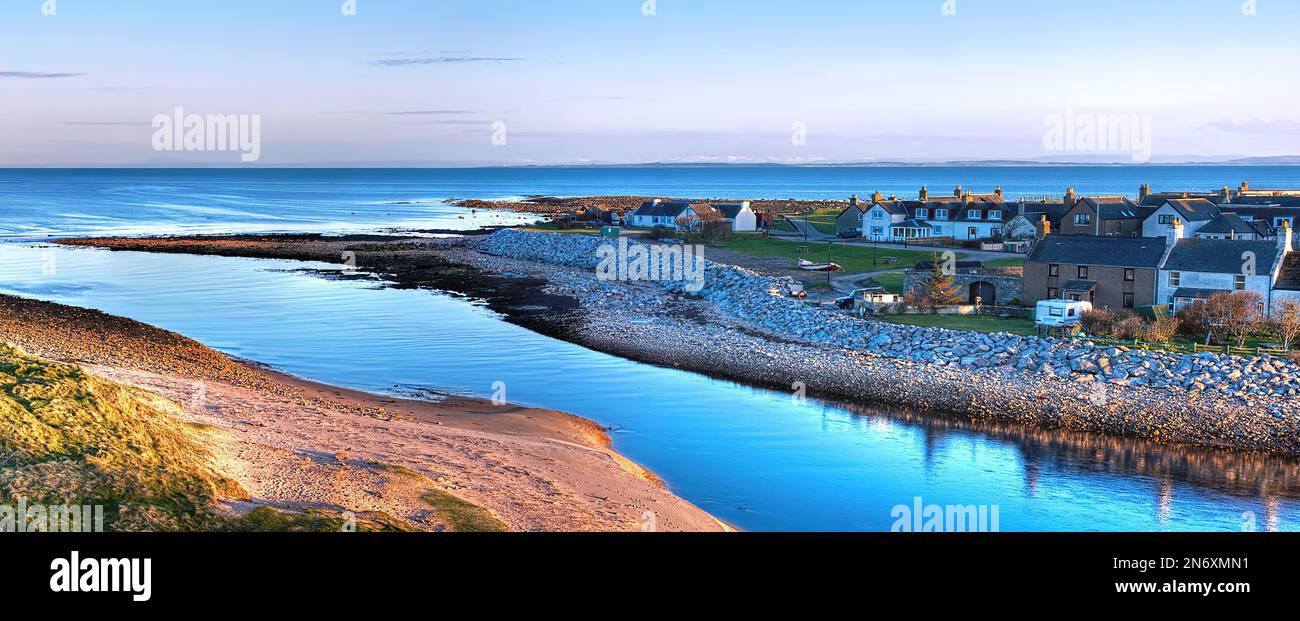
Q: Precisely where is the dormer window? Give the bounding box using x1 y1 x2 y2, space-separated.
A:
988 210 1002 220
968 209 981 219
916 208 928 219
935 209 948 219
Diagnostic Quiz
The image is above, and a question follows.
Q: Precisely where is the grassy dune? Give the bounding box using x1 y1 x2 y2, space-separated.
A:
0 343 245 531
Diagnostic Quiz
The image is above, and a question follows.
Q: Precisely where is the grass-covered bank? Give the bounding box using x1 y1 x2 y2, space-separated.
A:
0 343 244 531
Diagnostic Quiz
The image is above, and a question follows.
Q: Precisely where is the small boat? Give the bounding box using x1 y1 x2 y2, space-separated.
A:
798 259 841 272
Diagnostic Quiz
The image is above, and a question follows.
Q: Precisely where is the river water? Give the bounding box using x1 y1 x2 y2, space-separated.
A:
2 167 1298 531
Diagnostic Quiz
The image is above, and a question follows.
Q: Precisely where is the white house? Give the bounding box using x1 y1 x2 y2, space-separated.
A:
1157 219 1292 311
861 201 910 240
1141 198 1221 238
714 201 758 232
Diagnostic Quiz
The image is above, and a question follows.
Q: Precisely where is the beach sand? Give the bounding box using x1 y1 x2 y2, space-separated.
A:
0 294 729 532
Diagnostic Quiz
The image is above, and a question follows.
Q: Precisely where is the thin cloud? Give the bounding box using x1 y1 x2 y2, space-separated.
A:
0 71 86 79
370 56 525 67
1202 118 1300 135
382 110 481 116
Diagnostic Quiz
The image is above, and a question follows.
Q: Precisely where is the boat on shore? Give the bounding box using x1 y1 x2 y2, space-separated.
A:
798 259 841 272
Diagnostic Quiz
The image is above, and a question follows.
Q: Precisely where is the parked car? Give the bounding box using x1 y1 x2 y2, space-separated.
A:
837 230 861 239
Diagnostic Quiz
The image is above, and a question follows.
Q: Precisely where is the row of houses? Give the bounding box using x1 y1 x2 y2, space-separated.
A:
623 199 760 232
1023 219 1300 312
837 183 1300 244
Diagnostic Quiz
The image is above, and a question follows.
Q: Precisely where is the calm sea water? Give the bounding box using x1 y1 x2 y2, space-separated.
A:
2 167 1299 531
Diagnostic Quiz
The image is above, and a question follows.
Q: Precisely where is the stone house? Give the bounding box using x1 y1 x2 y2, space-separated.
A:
1059 192 1152 236
1023 234 1167 309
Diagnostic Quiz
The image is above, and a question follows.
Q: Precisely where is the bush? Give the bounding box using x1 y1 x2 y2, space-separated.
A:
1081 308 1178 342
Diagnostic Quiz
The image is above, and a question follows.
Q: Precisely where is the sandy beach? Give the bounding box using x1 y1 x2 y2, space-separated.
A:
0 294 729 532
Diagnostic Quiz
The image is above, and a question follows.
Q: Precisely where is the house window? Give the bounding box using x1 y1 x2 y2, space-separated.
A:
988 210 1002 220
1048 287 1058 299
870 226 883 236
1235 274 1246 290
1123 292 1135 308
968 210 981 219
1158 214 1175 225
1169 271 1181 287
935 209 948 219
1276 217 1293 228
1124 268 1135 282
1049 264 1059 277
1078 266 1089 279
916 208 928 219
872 210 883 220
1075 213 1091 225
932 226 942 236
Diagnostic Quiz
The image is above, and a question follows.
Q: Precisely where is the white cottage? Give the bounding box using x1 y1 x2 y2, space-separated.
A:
1157 220 1293 311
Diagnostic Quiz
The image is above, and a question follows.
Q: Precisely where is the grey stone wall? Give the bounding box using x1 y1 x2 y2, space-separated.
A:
904 269 1023 306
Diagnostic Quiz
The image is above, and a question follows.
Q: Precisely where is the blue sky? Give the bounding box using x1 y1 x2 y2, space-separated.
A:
1 0 1298 165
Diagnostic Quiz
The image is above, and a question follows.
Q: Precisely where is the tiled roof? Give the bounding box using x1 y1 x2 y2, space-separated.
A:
1026 234 1167 268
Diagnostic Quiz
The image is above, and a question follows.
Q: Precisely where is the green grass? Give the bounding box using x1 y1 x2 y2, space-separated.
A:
868 271 906 294
983 257 1025 268
385 463 510 532
714 236 947 274
883 313 1037 336
0 344 247 531
420 490 510 532
222 506 414 532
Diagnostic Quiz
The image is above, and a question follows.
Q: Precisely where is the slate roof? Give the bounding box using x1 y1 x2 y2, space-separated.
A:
1026 234 1167 268
1162 238 1282 274
1162 198 1221 222
631 200 692 218
1171 288 1221 300
1275 254 1300 290
1019 202 1070 225
892 219 932 229
713 203 749 219
1061 279 1097 291
1196 213 1259 236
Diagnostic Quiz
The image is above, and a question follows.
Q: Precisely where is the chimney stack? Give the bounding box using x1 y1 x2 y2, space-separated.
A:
954 185 963 198
919 186 929 201
1279 220 1293 254
1035 215 1051 241
1139 183 1150 202
1065 188 1076 207
994 186 1004 200
849 194 859 208
1220 185 1231 203
1167 217 1184 247
871 190 883 202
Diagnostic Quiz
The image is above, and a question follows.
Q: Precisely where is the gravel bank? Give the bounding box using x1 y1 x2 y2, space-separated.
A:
464 230 1300 455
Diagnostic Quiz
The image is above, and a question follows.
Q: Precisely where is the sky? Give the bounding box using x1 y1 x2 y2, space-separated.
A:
1 0 1298 166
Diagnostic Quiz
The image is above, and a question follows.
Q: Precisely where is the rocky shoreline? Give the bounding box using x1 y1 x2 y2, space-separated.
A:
59 230 1300 455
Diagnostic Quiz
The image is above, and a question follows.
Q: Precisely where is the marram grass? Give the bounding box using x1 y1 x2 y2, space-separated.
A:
0 343 246 531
